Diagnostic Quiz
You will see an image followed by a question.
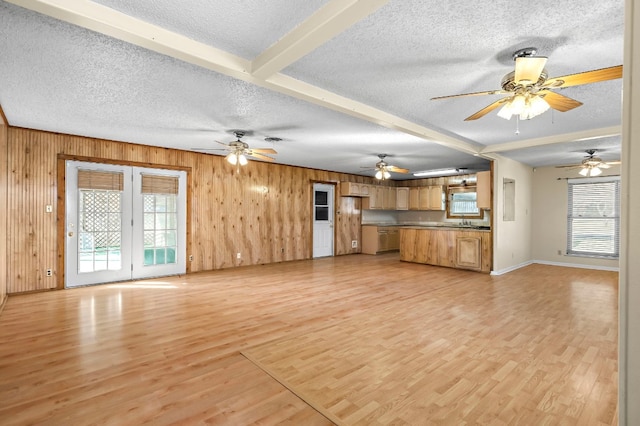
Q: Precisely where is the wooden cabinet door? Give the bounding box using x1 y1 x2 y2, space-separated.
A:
387 228 399 250
419 187 430 210
360 184 370 197
428 185 444 210
409 187 420 210
385 187 397 210
396 187 409 210
476 171 491 209
378 231 389 252
456 236 482 270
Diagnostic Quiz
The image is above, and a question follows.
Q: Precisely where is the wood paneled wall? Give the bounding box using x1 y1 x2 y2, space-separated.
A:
0 107 8 307
6 127 379 294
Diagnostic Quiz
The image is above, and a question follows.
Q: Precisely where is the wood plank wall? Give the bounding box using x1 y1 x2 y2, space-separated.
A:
0 107 8 307
6 127 377 294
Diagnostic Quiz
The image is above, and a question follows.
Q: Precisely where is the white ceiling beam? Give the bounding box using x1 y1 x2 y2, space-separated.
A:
7 0 253 79
480 125 622 153
8 0 480 156
265 74 482 155
251 0 389 79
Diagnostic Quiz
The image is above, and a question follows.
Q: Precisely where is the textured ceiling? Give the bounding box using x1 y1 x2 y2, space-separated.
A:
0 0 625 179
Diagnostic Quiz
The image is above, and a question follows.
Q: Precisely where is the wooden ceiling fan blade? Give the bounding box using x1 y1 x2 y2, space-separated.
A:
431 89 508 100
515 56 547 85
605 160 621 165
543 65 623 88
388 166 409 174
555 164 582 169
539 90 583 112
464 98 509 121
250 148 277 154
249 152 275 162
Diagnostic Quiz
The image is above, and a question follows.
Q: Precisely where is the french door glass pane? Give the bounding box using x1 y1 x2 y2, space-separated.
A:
78 189 122 273
142 194 178 266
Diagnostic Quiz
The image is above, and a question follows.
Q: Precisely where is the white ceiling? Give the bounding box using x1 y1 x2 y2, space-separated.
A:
0 0 625 179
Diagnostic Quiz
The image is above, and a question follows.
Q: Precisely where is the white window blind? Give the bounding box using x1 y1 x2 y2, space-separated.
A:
567 176 620 258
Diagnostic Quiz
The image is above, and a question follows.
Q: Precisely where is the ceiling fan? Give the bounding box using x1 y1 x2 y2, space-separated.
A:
193 131 278 166
432 47 623 121
363 154 409 180
556 149 621 177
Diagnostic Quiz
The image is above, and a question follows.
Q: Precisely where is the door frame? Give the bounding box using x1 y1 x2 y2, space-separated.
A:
310 180 337 258
56 154 192 290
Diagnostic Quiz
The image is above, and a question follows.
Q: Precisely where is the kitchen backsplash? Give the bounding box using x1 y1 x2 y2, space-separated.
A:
362 209 491 226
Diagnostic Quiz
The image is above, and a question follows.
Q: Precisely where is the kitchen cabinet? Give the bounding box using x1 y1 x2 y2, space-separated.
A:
400 227 491 273
340 182 371 197
396 187 409 210
455 236 482 270
363 186 396 210
409 186 444 210
476 171 491 209
409 187 420 210
362 226 400 254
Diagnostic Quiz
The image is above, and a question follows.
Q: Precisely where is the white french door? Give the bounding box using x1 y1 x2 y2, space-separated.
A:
65 161 186 287
312 183 334 258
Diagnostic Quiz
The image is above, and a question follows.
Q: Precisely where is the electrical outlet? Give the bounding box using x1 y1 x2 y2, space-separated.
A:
351 240 357 248
189 255 193 262
45 205 53 213
236 252 241 259
46 269 52 277
557 250 563 255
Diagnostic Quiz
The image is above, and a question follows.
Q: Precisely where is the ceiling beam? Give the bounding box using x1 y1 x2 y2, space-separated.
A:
480 125 622 153
251 0 389 79
8 0 480 156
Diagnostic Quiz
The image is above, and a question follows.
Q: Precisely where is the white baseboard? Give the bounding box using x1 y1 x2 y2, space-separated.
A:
532 259 619 272
491 259 619 275
490 261 533 276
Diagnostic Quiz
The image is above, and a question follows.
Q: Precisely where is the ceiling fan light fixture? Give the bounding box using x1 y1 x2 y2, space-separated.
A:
497 93 549 120
238 153 248 166
579 166 602 177
226 152 238 165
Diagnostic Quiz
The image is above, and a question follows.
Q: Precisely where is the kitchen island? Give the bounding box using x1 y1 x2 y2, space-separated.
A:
399 226 491 273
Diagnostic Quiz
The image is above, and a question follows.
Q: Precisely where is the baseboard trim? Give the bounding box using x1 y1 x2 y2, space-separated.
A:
532 259 619 272
490 261 534 276
491 259 619 275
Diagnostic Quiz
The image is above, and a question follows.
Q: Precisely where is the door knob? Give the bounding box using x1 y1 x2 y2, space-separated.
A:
68 231 74 237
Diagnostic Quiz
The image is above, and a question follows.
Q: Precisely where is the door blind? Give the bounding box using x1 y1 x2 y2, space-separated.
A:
141 174 179 194
77 170 124 191
567 176 620 258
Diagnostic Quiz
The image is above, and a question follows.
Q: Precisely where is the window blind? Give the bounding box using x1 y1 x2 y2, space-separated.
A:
567 176 620 258
141 174 179 194
77 170 123 191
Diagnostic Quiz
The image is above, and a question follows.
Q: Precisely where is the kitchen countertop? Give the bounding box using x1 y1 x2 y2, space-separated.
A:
362 223 491 231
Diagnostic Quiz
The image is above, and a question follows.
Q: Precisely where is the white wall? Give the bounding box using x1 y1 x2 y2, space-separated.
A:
492 155 533 274
531 165 620 270
620 0 640 422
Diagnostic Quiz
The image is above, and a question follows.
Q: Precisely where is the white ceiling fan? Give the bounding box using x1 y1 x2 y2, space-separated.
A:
432 47 623 121
362 154 409 180
556 149 621 176
193 131 278 166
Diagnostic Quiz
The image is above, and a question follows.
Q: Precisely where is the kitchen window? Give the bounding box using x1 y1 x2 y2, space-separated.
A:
567 176 620 258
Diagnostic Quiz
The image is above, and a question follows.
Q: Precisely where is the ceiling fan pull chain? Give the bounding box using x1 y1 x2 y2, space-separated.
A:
515 116 520 135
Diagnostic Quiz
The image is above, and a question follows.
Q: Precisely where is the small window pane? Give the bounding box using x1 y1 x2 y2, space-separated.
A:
315 191 328 206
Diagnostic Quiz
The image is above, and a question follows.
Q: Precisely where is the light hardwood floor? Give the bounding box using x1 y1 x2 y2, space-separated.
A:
0 254 617 425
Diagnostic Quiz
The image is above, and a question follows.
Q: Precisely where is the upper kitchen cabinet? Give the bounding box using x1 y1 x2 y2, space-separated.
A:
476 171 491 210
340 182 370 197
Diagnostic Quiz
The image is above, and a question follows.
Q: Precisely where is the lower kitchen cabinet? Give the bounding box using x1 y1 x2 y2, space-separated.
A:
400 228 491 272
362 226 400 255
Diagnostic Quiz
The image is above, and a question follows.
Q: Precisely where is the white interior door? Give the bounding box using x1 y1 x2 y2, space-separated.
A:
65 161 186 287
313 183 334 258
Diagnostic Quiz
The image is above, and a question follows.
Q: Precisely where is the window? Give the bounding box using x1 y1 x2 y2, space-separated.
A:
447 186 482 219
567 176 620 258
